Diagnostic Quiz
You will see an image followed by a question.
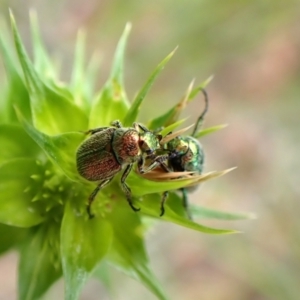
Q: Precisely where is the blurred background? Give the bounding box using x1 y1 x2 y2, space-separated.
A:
1 0 300 299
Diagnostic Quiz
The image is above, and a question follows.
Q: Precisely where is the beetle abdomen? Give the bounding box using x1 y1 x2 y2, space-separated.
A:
76 128 121 181
77 150 121 181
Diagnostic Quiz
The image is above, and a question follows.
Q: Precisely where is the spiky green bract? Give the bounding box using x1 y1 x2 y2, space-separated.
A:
89 23 131 128
123 47 177 127
149 76 213 130
19 222 62 300
61 201 113 300
0 12 246 300
195 124 228 138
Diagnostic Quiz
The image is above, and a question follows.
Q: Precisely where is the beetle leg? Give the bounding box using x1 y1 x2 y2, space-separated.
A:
87 178 113 218
181 188 192 220
133 122 149 133
137 155 158 174
160 191 169 216
137 156 146 173
138 154 170 174
147 157 172 173
111 120 122 128
121 164 140 212
159 160 173 173
138 159 159 174
160 152 186 172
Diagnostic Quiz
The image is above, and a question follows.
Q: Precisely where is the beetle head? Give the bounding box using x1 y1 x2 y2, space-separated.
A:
167 136 189 155
139 131 162 155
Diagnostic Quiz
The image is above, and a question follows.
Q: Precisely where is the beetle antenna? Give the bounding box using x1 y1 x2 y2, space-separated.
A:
191 88 209 137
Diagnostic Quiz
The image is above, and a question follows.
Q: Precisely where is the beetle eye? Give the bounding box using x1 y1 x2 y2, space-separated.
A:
140 140 151 152
146 149 153 155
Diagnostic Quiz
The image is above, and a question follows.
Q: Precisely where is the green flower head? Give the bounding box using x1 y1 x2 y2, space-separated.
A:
0 11 253 300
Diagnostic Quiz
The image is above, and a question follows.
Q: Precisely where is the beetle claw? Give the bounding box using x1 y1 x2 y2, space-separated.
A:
159 207 165 217
87 206 95 219
159 191 168 217
129 203 141 212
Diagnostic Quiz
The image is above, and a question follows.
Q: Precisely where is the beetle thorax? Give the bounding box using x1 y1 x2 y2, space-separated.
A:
112 128 141 164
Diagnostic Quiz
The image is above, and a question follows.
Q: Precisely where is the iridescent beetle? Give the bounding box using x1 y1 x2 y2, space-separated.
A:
142 89 209 218
76 120 162 218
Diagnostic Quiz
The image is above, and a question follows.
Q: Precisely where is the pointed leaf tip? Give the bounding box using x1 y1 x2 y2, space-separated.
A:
89 25 134 127
123 47 177 126
159 118 188 137
191 205 256 221
168 46 178 58
110 22 132 81
8 8 13 16
224 166 237 173
195 123 228 138
160 124 194 145
29 8 37 20
124 22 132 33
9 9 15 25
203 74 214 86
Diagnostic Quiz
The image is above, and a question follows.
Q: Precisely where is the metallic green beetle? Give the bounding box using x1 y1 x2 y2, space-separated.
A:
143 89 208 218
76 120 162 218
